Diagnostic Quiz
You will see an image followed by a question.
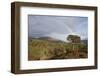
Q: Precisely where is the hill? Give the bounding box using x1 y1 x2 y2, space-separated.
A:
81 40 88 45
30 36 66 43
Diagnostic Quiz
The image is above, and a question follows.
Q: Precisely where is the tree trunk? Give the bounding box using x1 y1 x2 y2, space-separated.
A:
72 43 74 51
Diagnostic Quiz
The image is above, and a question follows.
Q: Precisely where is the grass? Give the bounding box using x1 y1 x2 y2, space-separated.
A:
28 39 88 60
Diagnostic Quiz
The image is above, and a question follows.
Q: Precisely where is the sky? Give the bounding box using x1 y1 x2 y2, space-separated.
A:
28 15 88 42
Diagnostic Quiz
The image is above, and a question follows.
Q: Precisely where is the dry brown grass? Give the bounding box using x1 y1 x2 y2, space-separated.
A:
28 39 88 60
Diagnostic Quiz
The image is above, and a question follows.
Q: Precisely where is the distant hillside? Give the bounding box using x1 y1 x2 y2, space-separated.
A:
81 40 88 45
29 36 66 43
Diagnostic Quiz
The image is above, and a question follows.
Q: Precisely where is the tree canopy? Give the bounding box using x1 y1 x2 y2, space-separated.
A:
67 35 81 43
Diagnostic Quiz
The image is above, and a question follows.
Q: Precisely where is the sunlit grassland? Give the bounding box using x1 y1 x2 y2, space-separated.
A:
28 39 88 60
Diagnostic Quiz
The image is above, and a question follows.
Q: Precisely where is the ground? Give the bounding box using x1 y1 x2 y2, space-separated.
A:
28 39 88 60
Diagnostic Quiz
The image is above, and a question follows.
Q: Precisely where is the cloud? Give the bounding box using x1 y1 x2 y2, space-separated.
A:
28 15 88 40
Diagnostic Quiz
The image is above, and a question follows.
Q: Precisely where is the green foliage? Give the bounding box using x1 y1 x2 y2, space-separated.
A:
28 38 88 60
67 35 81 43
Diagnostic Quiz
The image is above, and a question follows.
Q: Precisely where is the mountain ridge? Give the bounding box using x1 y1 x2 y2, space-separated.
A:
29 36 88 44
